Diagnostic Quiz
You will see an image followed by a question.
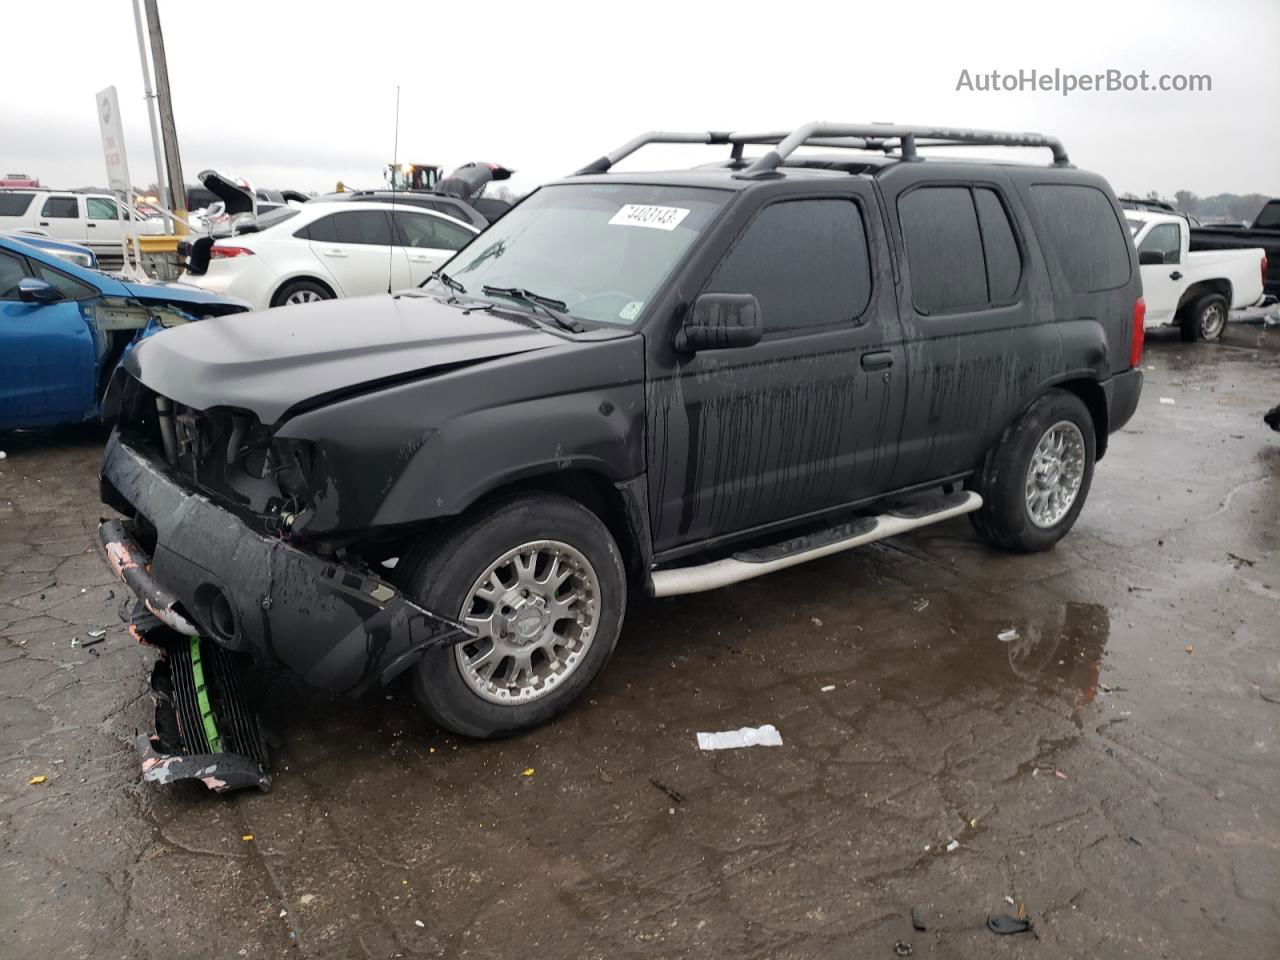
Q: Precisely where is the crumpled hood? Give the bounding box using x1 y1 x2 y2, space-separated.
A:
125 293 565 423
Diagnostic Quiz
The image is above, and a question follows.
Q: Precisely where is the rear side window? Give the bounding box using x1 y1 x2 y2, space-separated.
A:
41 196 79 218
0 193 34 216
899 187 987 313
393 211 473 251
974 189 1021 303
707 198 872 332
301 210 393 245
1029 184 1130 292
1254 203 1280 229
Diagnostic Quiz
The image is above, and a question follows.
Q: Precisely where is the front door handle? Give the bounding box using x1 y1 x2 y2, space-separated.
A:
87 222 96 228
39 221 49 226
1170 270 1183 281
861 351 894 371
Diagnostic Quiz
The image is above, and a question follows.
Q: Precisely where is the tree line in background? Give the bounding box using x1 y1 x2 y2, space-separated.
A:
1147 191 1271 223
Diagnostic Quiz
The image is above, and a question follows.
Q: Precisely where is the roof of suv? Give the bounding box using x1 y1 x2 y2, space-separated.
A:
556 121 1076 191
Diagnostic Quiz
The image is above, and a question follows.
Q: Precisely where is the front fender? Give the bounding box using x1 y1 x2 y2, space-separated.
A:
277 336 647 534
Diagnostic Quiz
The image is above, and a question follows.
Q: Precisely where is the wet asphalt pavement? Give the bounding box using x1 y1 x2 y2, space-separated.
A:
2 324 1278 959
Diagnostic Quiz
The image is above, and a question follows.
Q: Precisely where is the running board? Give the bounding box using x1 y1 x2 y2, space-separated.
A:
650 490 982 597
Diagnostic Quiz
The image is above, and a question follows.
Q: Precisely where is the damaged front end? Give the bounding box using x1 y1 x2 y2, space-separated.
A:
99 383 473 791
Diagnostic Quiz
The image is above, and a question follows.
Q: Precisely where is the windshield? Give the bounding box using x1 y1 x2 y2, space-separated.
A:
436 183 730 326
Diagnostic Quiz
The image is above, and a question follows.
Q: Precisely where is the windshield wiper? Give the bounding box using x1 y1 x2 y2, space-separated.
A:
481 285 584 333
426 270 467 297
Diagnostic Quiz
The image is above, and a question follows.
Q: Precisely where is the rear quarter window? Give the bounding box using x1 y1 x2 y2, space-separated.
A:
0 193 35 216
1030 184 1131 293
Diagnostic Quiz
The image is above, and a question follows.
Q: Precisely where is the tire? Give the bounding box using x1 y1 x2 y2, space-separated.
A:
1179 292 1228 342
272 279 333 308
398 494 627 738
968 389 1096 553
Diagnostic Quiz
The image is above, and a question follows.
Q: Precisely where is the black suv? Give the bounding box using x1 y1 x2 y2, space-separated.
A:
99 122 1144 757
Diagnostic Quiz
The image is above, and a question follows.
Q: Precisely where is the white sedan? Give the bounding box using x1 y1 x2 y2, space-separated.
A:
179 200 479 310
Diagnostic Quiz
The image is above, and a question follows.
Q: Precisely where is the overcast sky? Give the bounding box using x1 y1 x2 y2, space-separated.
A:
2 0 1277 200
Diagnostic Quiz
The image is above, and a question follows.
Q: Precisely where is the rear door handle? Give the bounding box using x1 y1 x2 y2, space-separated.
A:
87 222 96 228
39 221 49 226
322 248 348 258
1170 270 1182 280
861 351 894 371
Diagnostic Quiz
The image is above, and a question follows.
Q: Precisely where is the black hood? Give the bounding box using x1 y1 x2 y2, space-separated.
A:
126 294 565 423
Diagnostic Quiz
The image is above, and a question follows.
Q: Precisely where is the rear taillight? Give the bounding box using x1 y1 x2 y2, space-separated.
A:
1263 254 1269 288
1130 297 1146 368
209 245 254 259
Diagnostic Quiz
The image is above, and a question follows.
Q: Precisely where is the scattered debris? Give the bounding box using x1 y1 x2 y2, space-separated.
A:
88 628 106 638
1054 770 1068 781
912 598 930 613
1004 896 1016 907
1185 644 1194 654
299 894 317 906
414 920 425 928
997 628 1019 643
987 914 1034 935
649 778 685 804
696 725 783 750
242 835 254 841
945 839 960 852
1159 397 1176 406
894 942 913 956
1126 835 1143 846
598 768 614 784
820 684 836 693
910 908 926 931
279 908 287 918
521 768 535 777
810 617 823 627
28 775 48 785
1226 552 1255 569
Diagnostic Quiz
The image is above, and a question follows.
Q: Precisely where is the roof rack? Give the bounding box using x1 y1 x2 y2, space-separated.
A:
573 122 1070 178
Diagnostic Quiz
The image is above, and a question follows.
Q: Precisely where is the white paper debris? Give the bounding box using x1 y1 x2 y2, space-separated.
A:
1159 397 1176 405
88 629 106 639
946 839 960 852
696 725 783 751
820 685 836 693
997 628 1019 643
414 919 425 928
1004 895 1016 907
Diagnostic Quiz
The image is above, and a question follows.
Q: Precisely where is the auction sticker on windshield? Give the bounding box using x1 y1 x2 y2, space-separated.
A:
608 204 690 231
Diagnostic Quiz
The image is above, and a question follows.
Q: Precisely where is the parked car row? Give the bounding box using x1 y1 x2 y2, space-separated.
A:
0 189 163 263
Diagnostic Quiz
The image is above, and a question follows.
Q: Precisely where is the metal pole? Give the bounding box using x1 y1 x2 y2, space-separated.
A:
131 0 171 234
143 0 187 234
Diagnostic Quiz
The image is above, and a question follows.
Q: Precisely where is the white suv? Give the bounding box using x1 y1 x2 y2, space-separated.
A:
0 190 162 263
179 200 479 310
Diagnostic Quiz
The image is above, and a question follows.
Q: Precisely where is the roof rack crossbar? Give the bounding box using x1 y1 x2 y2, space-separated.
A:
737 122 1070 177
573 123 1070 177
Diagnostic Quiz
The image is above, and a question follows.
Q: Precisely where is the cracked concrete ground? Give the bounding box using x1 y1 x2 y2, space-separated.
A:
1 324 1277 959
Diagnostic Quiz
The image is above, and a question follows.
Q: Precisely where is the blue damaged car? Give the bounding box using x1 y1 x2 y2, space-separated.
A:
0 233 250 431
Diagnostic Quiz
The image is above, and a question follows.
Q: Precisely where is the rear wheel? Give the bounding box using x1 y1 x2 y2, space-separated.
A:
968 390 1096 553
1180 292 1228 342
399 494 626 738
272 279 333 307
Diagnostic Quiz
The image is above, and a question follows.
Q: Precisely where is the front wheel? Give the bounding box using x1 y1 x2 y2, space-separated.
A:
1180 292 1228 342
968 390 1096 553
399 494 626 738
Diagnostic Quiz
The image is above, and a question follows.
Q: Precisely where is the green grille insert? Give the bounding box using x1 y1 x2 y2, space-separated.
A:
188 635 223 754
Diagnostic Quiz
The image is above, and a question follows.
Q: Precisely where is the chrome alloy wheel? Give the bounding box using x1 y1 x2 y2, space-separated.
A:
1200 300 1226 339
1024 420 1086 529
454 540 600 705
285 289 325 304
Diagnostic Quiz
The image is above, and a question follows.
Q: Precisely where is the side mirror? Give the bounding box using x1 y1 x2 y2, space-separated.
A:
675 293 763 352
18 278 62 304
1137 250 1164 266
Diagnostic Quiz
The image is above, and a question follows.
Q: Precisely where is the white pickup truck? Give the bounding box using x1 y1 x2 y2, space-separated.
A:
1127 210 1267 341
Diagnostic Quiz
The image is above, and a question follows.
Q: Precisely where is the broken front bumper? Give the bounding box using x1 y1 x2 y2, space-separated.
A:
99 430 470 695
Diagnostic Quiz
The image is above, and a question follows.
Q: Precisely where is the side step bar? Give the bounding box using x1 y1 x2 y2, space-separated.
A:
650 490 982 598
